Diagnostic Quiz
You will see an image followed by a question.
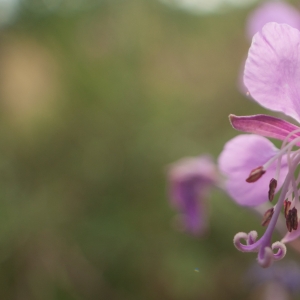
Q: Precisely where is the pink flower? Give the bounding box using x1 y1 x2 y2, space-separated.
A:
219 23 300 267
167 155 218 236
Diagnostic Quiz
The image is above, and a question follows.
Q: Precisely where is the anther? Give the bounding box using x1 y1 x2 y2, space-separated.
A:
268 178 277 201
284 200 291 218
261 208 274 227
246 166 266 183
286 207 298 232
291 208 298 231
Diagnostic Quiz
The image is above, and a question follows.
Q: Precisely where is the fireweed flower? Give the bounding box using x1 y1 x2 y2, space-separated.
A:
219 22 300 267
168 155 218 236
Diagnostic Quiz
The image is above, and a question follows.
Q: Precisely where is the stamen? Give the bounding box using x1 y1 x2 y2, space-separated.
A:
246 166 266 183
261 208 274 227
292 208 298 230
281 128 300 147
287 147 300 203
286 207 298 232
268 178 277 201
285 169 300 201
284 200 291 218
263 133 300 171
275 128 300 180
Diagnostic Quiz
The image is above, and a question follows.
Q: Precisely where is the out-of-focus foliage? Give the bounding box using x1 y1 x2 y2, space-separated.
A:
0 0 298 299
160 0 258 14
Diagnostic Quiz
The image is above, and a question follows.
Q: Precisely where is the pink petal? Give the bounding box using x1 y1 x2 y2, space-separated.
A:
281 227 300 244
218 134 288 206
244 23 300 123
229 114 300 144
246 1 300 40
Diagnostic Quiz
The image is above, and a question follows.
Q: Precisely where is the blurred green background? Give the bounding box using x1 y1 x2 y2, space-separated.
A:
0 0 298 299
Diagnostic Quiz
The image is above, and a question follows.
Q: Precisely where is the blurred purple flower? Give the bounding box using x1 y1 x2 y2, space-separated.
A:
219 23 300 267
246 1 300 41
246 261 300 298
168 155 218 236
239 1 300 94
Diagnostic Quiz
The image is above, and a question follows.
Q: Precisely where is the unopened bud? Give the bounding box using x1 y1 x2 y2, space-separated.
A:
284 200 291 218
246 166 266 183
268 178 277 201
261 208 274 227
286 207 298 232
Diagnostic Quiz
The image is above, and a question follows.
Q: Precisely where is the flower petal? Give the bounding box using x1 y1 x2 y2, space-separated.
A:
281 227 300 244
244 23 300 123
246 1 300 41
229 114 300 144
179 181 208 235
218 134 288 206
281 226 300 244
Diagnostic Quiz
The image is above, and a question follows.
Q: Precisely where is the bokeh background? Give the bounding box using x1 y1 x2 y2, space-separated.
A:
0 0 299 299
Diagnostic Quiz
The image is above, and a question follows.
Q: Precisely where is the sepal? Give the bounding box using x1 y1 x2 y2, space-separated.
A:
229 114 300 144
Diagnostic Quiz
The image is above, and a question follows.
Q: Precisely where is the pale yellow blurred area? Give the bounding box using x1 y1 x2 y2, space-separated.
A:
0 37 63 128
